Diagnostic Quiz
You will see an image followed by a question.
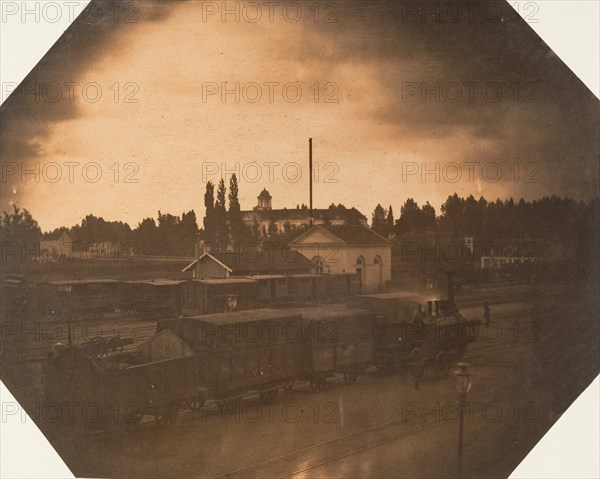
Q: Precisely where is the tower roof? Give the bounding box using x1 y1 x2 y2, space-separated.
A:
258 188 272 200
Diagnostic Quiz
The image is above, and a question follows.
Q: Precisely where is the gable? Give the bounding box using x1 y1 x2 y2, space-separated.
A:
290 227 346 246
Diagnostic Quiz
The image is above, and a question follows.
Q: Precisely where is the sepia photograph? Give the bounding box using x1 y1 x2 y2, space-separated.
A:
0 1 599 478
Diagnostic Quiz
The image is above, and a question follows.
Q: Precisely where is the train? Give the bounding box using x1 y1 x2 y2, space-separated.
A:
2 273 362 321
43 288 480 427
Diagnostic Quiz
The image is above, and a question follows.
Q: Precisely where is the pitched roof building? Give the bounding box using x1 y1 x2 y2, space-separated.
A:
288 224 392 292
183 247 315 279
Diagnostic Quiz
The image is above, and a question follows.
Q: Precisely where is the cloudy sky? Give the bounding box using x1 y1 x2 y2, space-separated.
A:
1 0 598 231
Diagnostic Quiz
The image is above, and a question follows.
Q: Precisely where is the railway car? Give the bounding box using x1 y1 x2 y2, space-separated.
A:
0 274 30 319
348 292 425 369
35 279 120 319
253 275 288 305
295 304 375 390
126 280 185 318
181 278 258 315
286 274 322 302
157 309 303 404
323 273 361 298
43 330 198 425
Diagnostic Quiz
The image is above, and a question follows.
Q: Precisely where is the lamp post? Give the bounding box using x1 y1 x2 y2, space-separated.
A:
453 362 473 479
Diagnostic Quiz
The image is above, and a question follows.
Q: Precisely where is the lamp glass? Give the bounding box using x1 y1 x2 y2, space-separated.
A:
453 362 473 394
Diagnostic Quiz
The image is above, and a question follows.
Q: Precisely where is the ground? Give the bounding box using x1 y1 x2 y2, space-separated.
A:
1 296 566 479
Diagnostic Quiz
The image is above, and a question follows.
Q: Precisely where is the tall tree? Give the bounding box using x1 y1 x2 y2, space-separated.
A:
395 198 422 235
385 205 394 237
203 181 216 243
214 178 229 247
228 174 245 246
371 204 387 236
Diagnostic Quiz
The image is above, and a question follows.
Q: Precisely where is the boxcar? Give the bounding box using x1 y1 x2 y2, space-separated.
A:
287 274 321 302
348 292 424 370
43 330 197 425
319 273 361 299
157 309 302 403
36 279 120 319
181 278 258 316
253 275 288 305
295 304 375 390
125 280 184 318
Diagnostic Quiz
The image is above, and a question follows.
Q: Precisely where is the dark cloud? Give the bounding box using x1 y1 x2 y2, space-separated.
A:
294 0 599 198
1 0 598 217
0 0 183 206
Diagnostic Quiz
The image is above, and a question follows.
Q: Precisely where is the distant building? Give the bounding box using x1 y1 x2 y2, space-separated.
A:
478 239 555 269
182 246 315 279
86 241 121 259
39 231 74 263
241 188 368 236
288 224 392 293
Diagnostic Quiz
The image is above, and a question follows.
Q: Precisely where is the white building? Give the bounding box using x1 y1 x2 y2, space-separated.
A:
288 224 392 293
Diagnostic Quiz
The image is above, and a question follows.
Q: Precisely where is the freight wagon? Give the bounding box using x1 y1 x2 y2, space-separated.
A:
122 280 185 318
295 304 375 390
157 309 303 404
180 278 258 316
36 279 120 319
43 330 198 425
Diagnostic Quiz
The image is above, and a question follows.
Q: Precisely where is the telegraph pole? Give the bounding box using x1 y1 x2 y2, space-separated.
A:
309 138 313 227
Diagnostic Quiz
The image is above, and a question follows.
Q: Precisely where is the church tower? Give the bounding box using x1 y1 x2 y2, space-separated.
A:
256 188 272 210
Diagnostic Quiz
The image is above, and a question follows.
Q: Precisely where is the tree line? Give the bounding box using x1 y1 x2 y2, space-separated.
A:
372 194 598 243
2 191 597 265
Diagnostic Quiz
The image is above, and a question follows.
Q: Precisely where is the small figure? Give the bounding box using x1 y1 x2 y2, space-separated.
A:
483 301 491 327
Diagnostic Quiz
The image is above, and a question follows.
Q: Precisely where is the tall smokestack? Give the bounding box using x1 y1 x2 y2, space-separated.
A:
309 138 313 227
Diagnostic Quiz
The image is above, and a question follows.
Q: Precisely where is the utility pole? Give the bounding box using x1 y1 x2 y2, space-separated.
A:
309 138 313 227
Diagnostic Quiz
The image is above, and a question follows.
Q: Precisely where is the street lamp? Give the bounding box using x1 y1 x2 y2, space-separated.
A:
454 362 473 479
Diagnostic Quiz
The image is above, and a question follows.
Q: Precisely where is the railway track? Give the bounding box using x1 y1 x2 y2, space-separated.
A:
213 420 438 479
209 311 532 479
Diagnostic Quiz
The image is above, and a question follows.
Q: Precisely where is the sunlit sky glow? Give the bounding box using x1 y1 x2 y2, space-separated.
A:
1 0 598 231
